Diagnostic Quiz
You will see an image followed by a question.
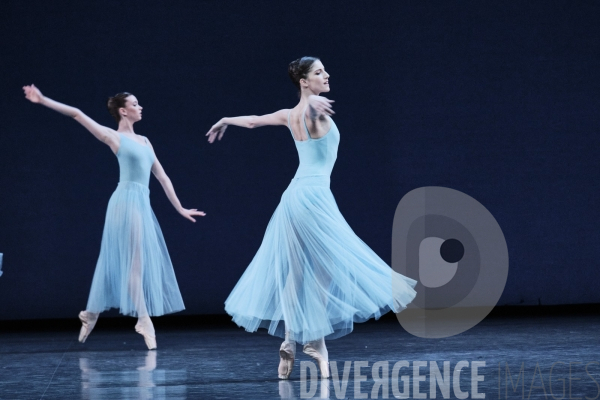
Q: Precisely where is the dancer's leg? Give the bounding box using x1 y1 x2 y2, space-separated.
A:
278 239 331 379
303 337 329 378
128 210 150 318
128 211 156 349
302 256 331 378
278 249 302 379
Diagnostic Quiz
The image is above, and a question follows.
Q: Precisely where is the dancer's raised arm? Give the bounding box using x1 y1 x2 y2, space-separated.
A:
206 109 289 143
23 84 119 152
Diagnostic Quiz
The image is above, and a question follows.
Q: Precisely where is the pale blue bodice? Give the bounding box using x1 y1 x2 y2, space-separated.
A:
117 134 155 187
288 112 340 179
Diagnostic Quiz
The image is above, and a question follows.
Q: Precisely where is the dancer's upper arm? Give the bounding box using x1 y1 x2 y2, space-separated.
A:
73 112 119 150
248 109 289 128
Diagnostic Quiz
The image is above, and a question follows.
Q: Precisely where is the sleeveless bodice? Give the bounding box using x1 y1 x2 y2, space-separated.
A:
289 112 340 179
117 134 155 187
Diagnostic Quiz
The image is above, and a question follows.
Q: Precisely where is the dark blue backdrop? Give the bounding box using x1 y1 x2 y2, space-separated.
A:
1 1 598 320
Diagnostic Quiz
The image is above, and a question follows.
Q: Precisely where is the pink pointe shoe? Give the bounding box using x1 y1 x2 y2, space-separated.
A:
278 341 296 379
135 317 157 350
278 331 297 379
78 311 99 343
303 339 330 379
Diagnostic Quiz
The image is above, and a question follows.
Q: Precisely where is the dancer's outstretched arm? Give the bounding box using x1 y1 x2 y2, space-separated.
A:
206 95 334 143
206 109 289 143
22 84 120 153
147 141 205 222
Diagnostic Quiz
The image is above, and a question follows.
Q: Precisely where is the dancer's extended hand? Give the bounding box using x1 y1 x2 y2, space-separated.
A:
206 120 228 143
308 95 335 116
23 84 44 103
179 208 206 222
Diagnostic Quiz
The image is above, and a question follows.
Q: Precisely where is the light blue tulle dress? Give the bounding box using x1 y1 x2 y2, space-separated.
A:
224 112 417 344
86 134 185 317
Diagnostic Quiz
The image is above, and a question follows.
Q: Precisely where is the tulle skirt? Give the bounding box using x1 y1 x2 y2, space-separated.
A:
86 181 185 317
225 175 417 344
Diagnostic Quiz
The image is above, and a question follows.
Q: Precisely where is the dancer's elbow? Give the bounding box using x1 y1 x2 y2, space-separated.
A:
71 108 83 119
246 116 258 129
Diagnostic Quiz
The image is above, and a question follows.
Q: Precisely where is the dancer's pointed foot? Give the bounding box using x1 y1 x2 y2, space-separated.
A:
135 316 157 350
303 339 329 379
78 311 99 343
278 340 296 379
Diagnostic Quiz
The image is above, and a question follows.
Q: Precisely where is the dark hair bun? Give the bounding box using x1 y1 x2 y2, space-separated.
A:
107 92 133 123
288 57 319 91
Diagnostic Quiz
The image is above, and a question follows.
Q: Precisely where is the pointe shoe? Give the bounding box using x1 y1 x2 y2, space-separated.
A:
278 341 296 379
303 340 330 379
78 311 99 343
135 318 157 350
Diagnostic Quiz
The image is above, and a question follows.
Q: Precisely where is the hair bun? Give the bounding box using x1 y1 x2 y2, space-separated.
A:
288 57 319 92
288 59 301 80
107 92 133 123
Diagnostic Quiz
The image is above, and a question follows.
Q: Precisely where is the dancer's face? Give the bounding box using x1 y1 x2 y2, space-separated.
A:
120 95 143 122
301 60 330 94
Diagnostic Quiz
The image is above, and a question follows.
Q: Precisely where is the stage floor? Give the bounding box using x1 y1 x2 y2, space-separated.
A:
1 314 599 399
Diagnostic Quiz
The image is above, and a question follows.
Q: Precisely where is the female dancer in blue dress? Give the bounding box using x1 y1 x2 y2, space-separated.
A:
206 57 417 379
23 84 205 349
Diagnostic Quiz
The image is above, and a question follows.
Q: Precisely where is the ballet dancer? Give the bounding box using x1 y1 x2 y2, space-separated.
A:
206 57 417 378
23 85 205 349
